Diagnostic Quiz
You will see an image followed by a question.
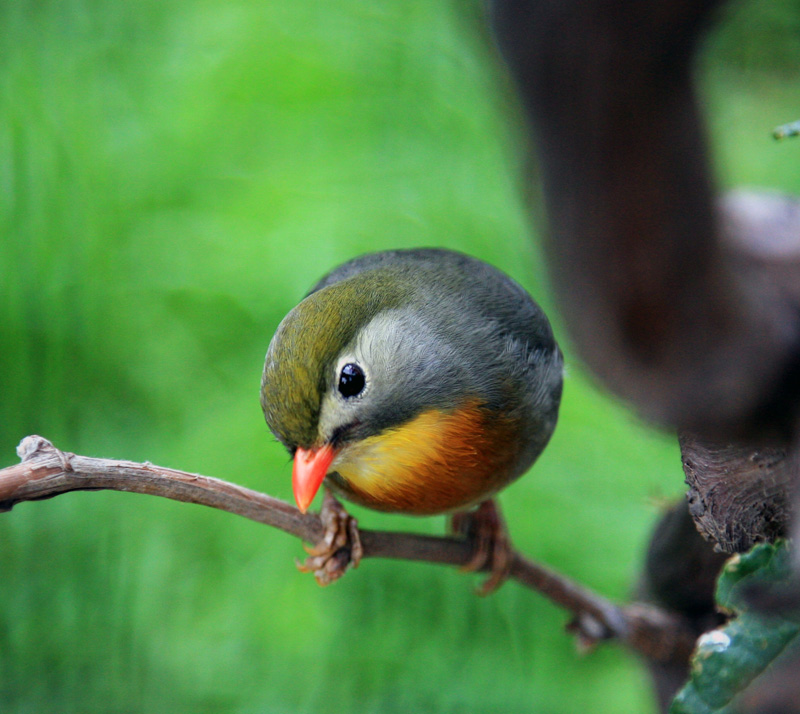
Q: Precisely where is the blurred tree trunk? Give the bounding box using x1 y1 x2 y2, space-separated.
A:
489 1 800 709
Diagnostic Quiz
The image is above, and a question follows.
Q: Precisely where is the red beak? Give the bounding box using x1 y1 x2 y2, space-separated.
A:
293 443 337 513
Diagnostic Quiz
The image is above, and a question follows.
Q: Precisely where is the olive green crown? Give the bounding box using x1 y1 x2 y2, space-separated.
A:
260 272 407 449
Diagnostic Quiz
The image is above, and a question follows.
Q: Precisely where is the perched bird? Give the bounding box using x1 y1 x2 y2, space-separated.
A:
261 248 563 588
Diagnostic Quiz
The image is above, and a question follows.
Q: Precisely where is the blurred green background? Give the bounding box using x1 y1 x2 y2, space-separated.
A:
1 1 799 712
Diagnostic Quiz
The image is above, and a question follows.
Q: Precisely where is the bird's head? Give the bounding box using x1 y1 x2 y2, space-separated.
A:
261 271 453 512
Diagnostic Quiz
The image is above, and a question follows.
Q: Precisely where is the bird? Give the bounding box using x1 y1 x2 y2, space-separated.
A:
261 248 563 590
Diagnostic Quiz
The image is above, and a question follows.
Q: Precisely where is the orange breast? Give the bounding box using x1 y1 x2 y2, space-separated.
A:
326 400 523 514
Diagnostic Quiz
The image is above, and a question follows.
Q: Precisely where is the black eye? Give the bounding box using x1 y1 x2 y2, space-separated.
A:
338 363 365 398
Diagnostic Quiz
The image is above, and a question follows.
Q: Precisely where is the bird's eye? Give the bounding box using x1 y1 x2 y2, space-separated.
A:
338 363 365 398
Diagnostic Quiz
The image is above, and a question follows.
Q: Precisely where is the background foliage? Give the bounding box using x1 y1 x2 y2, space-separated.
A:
1 1 799 712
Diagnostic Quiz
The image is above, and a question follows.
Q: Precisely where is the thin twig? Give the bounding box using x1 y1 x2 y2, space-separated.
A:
1 435 697 665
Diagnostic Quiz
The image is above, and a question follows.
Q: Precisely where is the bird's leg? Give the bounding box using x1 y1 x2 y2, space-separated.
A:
297 489 363 586
450 499 513 595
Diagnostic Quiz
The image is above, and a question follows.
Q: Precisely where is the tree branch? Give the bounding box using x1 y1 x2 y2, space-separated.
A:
1 435 697 665
490 0 800 441
680 432 795 553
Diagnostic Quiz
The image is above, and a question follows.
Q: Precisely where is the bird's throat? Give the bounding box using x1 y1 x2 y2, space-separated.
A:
327 401 520 514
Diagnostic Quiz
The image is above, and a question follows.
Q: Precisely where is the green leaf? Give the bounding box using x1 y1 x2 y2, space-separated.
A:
670 684 734 714
670 541 799 714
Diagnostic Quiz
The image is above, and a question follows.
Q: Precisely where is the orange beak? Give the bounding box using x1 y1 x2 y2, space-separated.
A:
292 443 337 513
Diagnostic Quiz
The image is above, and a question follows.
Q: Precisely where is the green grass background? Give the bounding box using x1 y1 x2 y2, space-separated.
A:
1 1 799 712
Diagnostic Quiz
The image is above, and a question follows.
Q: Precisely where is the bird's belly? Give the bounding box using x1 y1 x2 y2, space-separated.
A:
326 401 525 514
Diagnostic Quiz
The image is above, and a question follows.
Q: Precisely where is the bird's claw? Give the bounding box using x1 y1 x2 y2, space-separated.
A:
451 499 513 596
297 490 363 586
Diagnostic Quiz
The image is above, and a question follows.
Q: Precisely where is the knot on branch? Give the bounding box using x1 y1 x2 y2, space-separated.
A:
17 435 74 472
16 435 56 462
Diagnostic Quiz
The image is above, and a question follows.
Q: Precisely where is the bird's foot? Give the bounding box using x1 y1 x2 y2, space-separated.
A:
451 499 512 596
297 489 363 586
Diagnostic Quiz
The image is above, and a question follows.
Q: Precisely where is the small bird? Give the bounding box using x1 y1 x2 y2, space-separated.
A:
261 248 563 589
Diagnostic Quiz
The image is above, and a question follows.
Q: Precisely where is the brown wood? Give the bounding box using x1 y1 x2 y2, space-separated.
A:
490 1 800 440
1 435 698 666
680 432 795 553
